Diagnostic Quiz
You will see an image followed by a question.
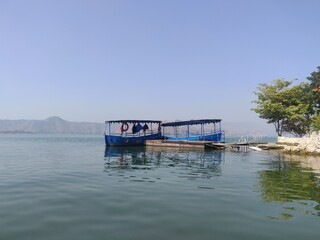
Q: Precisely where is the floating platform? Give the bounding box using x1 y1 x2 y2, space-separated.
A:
146 140 278 152
146 140 226 150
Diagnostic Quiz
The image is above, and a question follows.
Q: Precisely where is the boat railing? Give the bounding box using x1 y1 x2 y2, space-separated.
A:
166 129 222 138
110 129 159 137
186 130 222 137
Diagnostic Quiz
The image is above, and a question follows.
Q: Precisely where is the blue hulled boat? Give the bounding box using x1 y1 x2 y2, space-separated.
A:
161 119 223 142
105 120 162 146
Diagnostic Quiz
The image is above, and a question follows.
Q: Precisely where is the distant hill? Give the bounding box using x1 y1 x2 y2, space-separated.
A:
0 116 105 134
223 121 275 137
0 117 275 136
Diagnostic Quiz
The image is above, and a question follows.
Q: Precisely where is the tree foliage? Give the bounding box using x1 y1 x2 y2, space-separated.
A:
306 66 320 114
252 67 320 136
311 114 320 131
252 79 311 136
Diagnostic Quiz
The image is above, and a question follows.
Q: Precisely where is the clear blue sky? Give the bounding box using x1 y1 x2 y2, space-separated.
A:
1 0 319 128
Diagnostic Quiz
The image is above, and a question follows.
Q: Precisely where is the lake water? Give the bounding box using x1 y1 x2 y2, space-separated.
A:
0 134 319 240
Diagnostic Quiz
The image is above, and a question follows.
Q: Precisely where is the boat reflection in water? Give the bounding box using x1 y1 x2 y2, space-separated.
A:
104 146 224 180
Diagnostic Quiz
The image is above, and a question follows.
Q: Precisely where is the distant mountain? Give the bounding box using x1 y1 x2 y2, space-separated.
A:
223 121 275 137
0 117 275 136
0 116 105 134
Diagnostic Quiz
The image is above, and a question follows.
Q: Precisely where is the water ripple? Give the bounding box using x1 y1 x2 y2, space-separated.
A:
1 135 320 240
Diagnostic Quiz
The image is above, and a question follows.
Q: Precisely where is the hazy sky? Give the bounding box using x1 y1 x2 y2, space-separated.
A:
1 0 319 126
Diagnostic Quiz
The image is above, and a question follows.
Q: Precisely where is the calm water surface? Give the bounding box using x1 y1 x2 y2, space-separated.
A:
0 134 319 240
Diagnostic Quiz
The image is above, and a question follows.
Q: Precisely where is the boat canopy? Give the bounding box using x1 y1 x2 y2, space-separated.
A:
161 119 221 127
105 120 162 124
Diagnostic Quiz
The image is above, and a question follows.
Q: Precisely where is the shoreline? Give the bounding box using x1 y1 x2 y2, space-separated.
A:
251 132 320 155
277 132 320 155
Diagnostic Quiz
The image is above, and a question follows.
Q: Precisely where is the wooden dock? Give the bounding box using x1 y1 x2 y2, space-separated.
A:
146 140 226 150
146 140 278 151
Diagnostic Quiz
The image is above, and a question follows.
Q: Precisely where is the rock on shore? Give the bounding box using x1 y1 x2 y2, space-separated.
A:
278 132 320 154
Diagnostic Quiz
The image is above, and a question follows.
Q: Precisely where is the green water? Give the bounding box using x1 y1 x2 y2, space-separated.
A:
0 134 319 240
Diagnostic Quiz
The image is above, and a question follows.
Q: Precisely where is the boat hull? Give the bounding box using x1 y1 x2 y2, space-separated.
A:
105 132 162 146
165 132 222 142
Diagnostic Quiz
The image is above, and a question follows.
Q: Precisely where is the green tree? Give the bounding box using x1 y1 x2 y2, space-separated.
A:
252 79 291 136
252 79 311 136
282 83 312 137
311 114 320 131
306 66 320 114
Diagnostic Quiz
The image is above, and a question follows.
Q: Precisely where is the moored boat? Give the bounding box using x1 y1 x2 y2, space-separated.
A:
161 119 223 142
105 120 162 146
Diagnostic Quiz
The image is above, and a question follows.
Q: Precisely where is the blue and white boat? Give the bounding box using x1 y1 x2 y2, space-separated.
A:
161 119 223 142
105 120 162 146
